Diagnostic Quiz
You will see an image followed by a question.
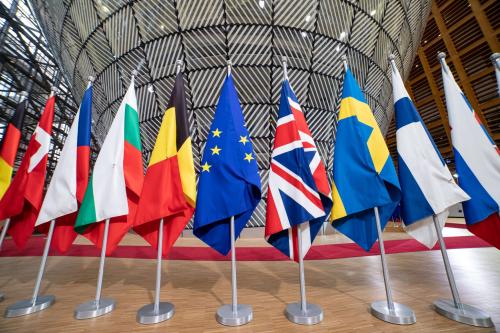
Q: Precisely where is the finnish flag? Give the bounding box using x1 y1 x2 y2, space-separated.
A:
390 58 470 248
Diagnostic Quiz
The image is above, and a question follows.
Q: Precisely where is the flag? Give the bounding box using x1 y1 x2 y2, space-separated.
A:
0 94 55 248
193 73 261 255
74 77 144 254
0 97 27 199
330 68 400 251
442 63 500 249
265 79 332 261
134 72 196 255
391 61 470 248
35 83 93 253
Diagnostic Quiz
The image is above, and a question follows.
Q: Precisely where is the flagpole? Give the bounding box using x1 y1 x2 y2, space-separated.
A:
74 218 115 319
431 214 493 327
216 214 252 326
370 206 416 324
285 223 323 325
0 218 10 251
4 220 56 317
491 53 500 97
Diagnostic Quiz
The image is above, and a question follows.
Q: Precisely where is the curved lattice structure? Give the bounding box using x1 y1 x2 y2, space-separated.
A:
31 0 431 226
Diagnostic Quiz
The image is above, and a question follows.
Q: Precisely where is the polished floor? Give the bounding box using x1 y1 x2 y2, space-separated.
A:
0 235 499 332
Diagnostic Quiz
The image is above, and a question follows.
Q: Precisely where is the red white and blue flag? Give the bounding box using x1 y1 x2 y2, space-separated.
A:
265 79 332 261
35 83 93 253
442 62 500 249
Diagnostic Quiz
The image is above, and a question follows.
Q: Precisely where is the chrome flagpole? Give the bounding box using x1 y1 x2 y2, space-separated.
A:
74 218 115 319
285 223 323 325
0 219 11 251
370 206 416 325
4 219 56 317
491 53 500 97
136 219 175 325
216 215 252 326
431 214 493 327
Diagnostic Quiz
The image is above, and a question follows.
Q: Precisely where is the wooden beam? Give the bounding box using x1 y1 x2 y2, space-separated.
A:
468 0 499 52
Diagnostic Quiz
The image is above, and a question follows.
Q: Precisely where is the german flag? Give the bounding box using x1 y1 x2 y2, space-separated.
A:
133 72 196 255
0 97 27 199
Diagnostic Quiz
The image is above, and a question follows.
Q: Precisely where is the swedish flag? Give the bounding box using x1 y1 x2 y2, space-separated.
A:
331 68 401 251
193 73 261 255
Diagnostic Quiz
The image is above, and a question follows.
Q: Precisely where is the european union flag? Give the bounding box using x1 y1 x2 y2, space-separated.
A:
193 73 261 255
330 68 401 251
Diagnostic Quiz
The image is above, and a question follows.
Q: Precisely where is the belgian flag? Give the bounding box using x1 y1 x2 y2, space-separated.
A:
133 72 196 255
0 97 27 199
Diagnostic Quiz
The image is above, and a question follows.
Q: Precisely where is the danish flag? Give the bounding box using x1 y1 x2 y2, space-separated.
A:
265 80 332 261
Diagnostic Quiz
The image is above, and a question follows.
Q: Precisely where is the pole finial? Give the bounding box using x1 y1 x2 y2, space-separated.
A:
176 60 183 74
19 91 28 97
227 59 232 76
51 86 58 95
282 56 288 80
388 54 396 62
437 52 446 61
88 76 95 83
341 55 348 71
491 53 500 65
437 52 448 71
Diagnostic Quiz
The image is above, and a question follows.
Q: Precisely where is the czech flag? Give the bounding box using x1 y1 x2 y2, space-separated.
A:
35 83 93 253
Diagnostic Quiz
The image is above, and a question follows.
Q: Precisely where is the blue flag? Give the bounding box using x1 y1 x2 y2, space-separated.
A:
330 68 401 251
193 73 261 255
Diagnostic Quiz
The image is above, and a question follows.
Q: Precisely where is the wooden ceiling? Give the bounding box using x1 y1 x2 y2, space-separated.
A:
386 0 499 171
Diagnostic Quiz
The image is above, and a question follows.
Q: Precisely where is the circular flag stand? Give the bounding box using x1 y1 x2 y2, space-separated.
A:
370 207 416 325
74 219 115 319
136 219 175 324
285 224 323 325
216 216 252 326
4 219 56 317
431 214 494 327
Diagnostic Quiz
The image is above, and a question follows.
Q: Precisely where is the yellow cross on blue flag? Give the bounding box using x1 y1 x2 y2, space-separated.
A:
193 73 261 255
330 67 401 251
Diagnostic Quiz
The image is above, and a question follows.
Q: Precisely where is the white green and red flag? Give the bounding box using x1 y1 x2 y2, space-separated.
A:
74 77 144 254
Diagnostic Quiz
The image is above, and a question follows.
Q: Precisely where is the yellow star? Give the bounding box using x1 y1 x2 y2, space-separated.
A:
212 128 222 137
201 162 211 172
239 136 249 145
211 145 221 155
244 153 254 163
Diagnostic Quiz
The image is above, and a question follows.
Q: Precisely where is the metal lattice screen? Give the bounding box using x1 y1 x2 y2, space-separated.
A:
31 0 431 228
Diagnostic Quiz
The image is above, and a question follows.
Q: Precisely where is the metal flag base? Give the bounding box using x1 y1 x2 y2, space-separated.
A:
137 302 175 325
4 295 55 318
433 299 494 328
370 301 416 325
74 298 115 320
285 302 323 325
216 304 252 326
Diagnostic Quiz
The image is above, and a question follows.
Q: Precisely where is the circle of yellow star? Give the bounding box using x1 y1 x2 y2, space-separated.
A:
239 136 249 145
201 162 211 172
244 153 254 163
211 145 221 155
212 128 222 137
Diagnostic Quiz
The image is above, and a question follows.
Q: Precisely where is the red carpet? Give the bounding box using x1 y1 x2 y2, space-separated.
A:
444 222 468 229
0 235 491 261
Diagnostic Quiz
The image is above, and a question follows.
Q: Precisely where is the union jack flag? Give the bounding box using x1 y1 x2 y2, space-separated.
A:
265 79 332 261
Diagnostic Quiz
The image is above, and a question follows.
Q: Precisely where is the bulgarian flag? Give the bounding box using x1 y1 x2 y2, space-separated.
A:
35 83 93 253
74 77 144 254
0 96 27 199
0 94 55 248
133 72 196 255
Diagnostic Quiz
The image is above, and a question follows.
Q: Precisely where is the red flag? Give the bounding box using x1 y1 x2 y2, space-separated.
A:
0 95 55 248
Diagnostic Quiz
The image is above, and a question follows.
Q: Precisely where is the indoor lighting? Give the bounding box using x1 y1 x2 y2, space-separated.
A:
258 0 265 9
370 10 376 16
305 14 311 22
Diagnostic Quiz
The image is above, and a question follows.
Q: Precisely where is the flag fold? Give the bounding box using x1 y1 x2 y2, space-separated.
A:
193 73 261 256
